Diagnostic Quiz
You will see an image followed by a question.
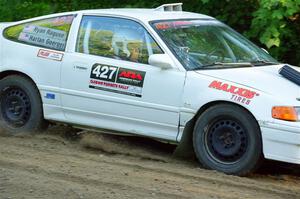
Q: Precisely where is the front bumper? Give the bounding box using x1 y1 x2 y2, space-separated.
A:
260 121 300 164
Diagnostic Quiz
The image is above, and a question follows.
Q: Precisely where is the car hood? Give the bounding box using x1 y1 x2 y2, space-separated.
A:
194 64 300 101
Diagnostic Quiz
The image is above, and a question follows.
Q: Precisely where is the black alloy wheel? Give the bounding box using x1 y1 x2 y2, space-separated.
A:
1 87 31 128
0 75 48 135
193 104 263 176
205 118 248 164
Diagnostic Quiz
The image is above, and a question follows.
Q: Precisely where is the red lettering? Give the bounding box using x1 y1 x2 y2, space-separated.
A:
119 71 143 80
237 88 248 98
41 52 50 56
130 73 137 79
228 85 238 94
220 83 229 92
119 71 131 78
209 80 259 101
136 74 143 81
209 81 222 89
245 91 257 99
118 85 129 89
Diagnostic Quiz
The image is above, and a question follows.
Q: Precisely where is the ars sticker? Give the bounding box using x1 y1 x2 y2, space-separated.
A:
37 49 64 61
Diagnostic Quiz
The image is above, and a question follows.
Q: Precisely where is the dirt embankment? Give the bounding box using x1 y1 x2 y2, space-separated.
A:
0 125 300 199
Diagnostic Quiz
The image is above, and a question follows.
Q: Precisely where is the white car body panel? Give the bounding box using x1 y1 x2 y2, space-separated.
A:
0 9 300 165
60 52 185 141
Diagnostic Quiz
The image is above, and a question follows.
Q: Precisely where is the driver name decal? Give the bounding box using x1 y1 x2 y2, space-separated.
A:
89 64 146 97
19 25 67 51
209 80 259 105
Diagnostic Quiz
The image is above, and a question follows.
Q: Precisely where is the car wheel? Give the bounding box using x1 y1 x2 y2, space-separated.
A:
193 104 262 176
0 75 48 135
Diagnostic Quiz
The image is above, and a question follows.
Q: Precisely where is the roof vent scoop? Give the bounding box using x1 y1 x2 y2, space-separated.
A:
279 65 300 86
155 3 183 12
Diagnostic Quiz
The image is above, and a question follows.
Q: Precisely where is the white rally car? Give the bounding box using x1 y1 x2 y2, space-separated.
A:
0 3 299 175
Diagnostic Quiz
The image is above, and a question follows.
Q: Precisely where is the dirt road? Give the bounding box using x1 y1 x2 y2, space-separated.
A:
0 125 300 199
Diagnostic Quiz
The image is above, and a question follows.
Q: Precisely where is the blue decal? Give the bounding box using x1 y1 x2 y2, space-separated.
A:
45 93 55 99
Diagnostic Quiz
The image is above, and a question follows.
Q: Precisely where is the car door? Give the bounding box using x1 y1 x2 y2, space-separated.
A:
61 16 185 141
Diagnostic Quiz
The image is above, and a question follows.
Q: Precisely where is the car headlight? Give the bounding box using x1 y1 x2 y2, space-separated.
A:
272 106 300 122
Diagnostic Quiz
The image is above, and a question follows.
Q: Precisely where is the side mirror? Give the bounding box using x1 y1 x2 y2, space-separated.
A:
148 54 173 70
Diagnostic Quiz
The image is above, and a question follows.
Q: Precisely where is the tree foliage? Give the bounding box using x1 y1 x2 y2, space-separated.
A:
247 0 300 66
0 0 299 66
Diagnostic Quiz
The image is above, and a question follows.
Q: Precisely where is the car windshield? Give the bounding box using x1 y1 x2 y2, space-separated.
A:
152 19 278 70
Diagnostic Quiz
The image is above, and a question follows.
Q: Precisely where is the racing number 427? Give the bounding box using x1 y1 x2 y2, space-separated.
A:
91 64 118 81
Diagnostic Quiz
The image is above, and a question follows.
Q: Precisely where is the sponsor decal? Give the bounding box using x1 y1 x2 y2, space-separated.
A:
155 21 193 30
52 16 75 26
37 49 64 61
209 80 259 105
116 68 145 87
89 64 146 97
19 25 67 51
45 93 55 99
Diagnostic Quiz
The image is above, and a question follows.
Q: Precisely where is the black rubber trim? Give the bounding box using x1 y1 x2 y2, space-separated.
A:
279 65 300 86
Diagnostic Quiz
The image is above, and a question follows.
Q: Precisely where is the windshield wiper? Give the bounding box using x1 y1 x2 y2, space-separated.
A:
195 62 253 70
250 60 279 66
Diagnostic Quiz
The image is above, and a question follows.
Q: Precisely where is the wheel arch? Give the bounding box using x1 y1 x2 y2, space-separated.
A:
0 70 39 88
193 100 259 125
0 70 42 101
174 100 261 158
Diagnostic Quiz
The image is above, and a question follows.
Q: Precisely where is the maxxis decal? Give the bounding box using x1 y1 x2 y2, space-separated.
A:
89 64 146 98
209 80 260 105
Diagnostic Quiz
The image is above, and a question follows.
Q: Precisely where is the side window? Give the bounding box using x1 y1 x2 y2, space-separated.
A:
3 15 75 51
76 16 163 64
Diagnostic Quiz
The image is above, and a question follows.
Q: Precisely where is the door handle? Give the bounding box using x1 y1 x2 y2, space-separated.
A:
74 65 88 71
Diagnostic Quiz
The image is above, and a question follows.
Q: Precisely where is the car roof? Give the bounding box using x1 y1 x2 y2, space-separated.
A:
6 6 215 26
76 9 214 22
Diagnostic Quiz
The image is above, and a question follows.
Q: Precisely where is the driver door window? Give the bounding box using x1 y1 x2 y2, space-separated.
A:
76 16 162 64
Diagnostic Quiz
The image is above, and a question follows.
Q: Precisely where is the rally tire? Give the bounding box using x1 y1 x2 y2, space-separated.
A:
0 75 48 135
193 104 262 176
